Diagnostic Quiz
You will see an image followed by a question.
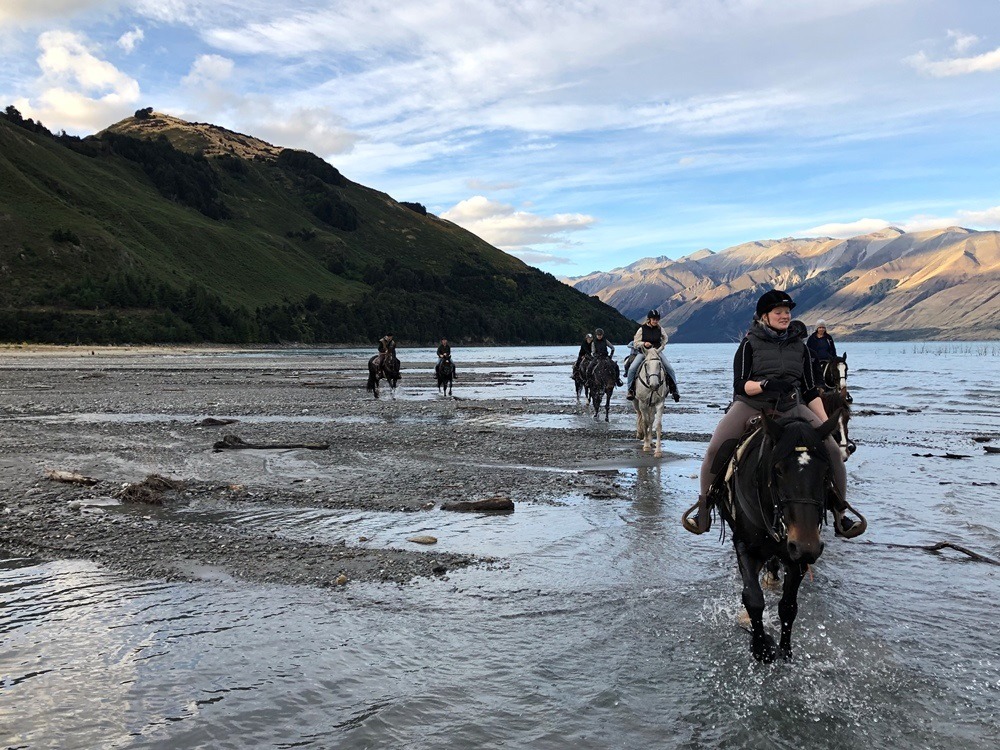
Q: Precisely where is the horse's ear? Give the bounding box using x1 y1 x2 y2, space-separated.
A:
842 352 847 362
816 409 841 441
762 412 783 442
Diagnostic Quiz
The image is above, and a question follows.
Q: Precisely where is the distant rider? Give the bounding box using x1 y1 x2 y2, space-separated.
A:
682 290 862 536
590 328 624 386
436 337 456 379
806 320 838 387
625 310 679 402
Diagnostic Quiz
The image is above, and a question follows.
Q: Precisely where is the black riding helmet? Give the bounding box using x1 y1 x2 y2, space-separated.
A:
755 290 796 318
646 309 661 320
595 328 604 336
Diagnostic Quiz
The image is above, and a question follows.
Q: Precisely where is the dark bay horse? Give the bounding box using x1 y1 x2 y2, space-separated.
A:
435 354 454 396
711 411 843 662
366 350 401 399
818 353 855 461
588 356 617 422
573 354 592 403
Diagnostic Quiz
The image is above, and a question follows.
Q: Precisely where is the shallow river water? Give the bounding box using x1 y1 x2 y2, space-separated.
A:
3 342 1000 749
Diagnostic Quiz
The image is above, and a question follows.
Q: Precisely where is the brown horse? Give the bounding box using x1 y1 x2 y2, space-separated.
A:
366 350 401 399
818 353 855 461
435 354 454 396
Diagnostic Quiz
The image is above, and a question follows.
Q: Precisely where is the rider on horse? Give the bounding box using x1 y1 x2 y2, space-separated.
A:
436 337 456 379
625 310 679 402
684 290 863 536
806 320 838 387
376 333 397 371
589 329 624 386
573 333 593 377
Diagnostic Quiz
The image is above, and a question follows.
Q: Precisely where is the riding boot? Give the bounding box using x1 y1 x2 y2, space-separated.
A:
682 495 712 535
626 388 635 401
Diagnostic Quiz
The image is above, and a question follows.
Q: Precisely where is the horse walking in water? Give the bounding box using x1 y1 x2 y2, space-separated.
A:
435 354 454 396
710 411 847 662
366 350 401 399
632 346 667 456
818 353 855 461
588 357 617 422
573 354 591 403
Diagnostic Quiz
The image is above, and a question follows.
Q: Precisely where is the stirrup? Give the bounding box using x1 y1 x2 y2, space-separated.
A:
681 500 711 535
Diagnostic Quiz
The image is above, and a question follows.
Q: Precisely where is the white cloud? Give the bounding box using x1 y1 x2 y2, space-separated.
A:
947 29 979 55
802 206 1000 238
801 218 893 238
907 47 1000 77
16 30 139 131
441 195 595 251
465 178 518 192
117 27 144 54
182 54 234 86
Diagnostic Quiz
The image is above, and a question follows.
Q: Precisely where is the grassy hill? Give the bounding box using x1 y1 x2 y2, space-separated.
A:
0 108 634 345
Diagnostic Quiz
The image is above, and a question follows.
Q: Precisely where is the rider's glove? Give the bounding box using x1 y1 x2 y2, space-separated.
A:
760 379 795 395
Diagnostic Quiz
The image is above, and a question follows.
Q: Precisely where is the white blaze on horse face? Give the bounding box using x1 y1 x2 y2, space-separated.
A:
837 361 848 390
797 451 811 467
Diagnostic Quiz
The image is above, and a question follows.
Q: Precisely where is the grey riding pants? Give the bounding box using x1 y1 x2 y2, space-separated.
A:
699 400 847 500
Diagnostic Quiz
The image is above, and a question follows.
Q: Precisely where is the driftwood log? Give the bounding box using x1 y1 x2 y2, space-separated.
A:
200 417 240 426
863 540 1000 566
46 469 100 486
440 497 515 513
213 435 330 451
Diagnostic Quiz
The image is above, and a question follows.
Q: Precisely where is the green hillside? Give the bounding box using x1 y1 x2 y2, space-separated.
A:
0 108 634 345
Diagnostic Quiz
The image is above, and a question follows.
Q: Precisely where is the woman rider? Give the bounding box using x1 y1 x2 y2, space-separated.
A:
806 320 838 386
683 290 862 536
625 310 679 402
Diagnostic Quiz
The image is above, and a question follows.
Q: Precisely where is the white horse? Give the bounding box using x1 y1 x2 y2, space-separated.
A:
633 346 668 457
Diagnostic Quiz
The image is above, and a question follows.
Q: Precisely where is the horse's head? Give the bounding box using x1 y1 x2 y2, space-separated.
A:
761 412 841 564
836 353 852 404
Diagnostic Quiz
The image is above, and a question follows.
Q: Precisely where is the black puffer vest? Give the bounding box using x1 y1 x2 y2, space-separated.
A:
734 324 806 411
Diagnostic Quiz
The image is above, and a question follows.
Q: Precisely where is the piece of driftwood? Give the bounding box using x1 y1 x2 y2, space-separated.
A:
972 436 993 443
984 446 1000 454
115 474 186 505
864 540 1000 566
440 497 515 513
200 417 240 426
213 434 330 451
912 452 971 459
46 469 100 486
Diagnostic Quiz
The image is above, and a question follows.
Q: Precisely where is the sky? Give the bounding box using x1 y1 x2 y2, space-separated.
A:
3 1 1000 275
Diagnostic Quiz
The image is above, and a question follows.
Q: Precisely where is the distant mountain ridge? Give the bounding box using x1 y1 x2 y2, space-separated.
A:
0 108 635 345
564 227 1000 341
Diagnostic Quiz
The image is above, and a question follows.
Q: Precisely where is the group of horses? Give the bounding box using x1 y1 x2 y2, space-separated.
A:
574 347 672 456
365 351 454 399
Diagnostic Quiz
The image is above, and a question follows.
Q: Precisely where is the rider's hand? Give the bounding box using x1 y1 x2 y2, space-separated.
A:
760 379 794 395
643 342 652 349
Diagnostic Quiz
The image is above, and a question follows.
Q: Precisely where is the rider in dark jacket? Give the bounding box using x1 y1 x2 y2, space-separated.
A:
590 329 624 386
806 320 837 385
436 337 455 379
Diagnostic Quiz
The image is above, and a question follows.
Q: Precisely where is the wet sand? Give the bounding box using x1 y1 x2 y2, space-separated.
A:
0 348 688 588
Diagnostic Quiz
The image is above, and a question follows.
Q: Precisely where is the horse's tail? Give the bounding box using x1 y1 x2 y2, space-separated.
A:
366 359 378 393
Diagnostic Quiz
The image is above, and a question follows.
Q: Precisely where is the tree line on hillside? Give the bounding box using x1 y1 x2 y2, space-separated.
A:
0 270 634 346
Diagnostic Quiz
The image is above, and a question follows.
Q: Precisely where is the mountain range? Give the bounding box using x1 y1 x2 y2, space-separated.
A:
0 107 634 345
565 227 1000 341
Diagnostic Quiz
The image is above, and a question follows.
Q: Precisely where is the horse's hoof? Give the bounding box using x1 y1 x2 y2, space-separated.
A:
752 635 778 663
761 571 781 590
653 450 662 458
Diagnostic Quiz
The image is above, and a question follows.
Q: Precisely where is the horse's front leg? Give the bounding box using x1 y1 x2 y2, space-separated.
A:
778 562 806 660
603 391 610 422
653 405 663 457
735 540 775 662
